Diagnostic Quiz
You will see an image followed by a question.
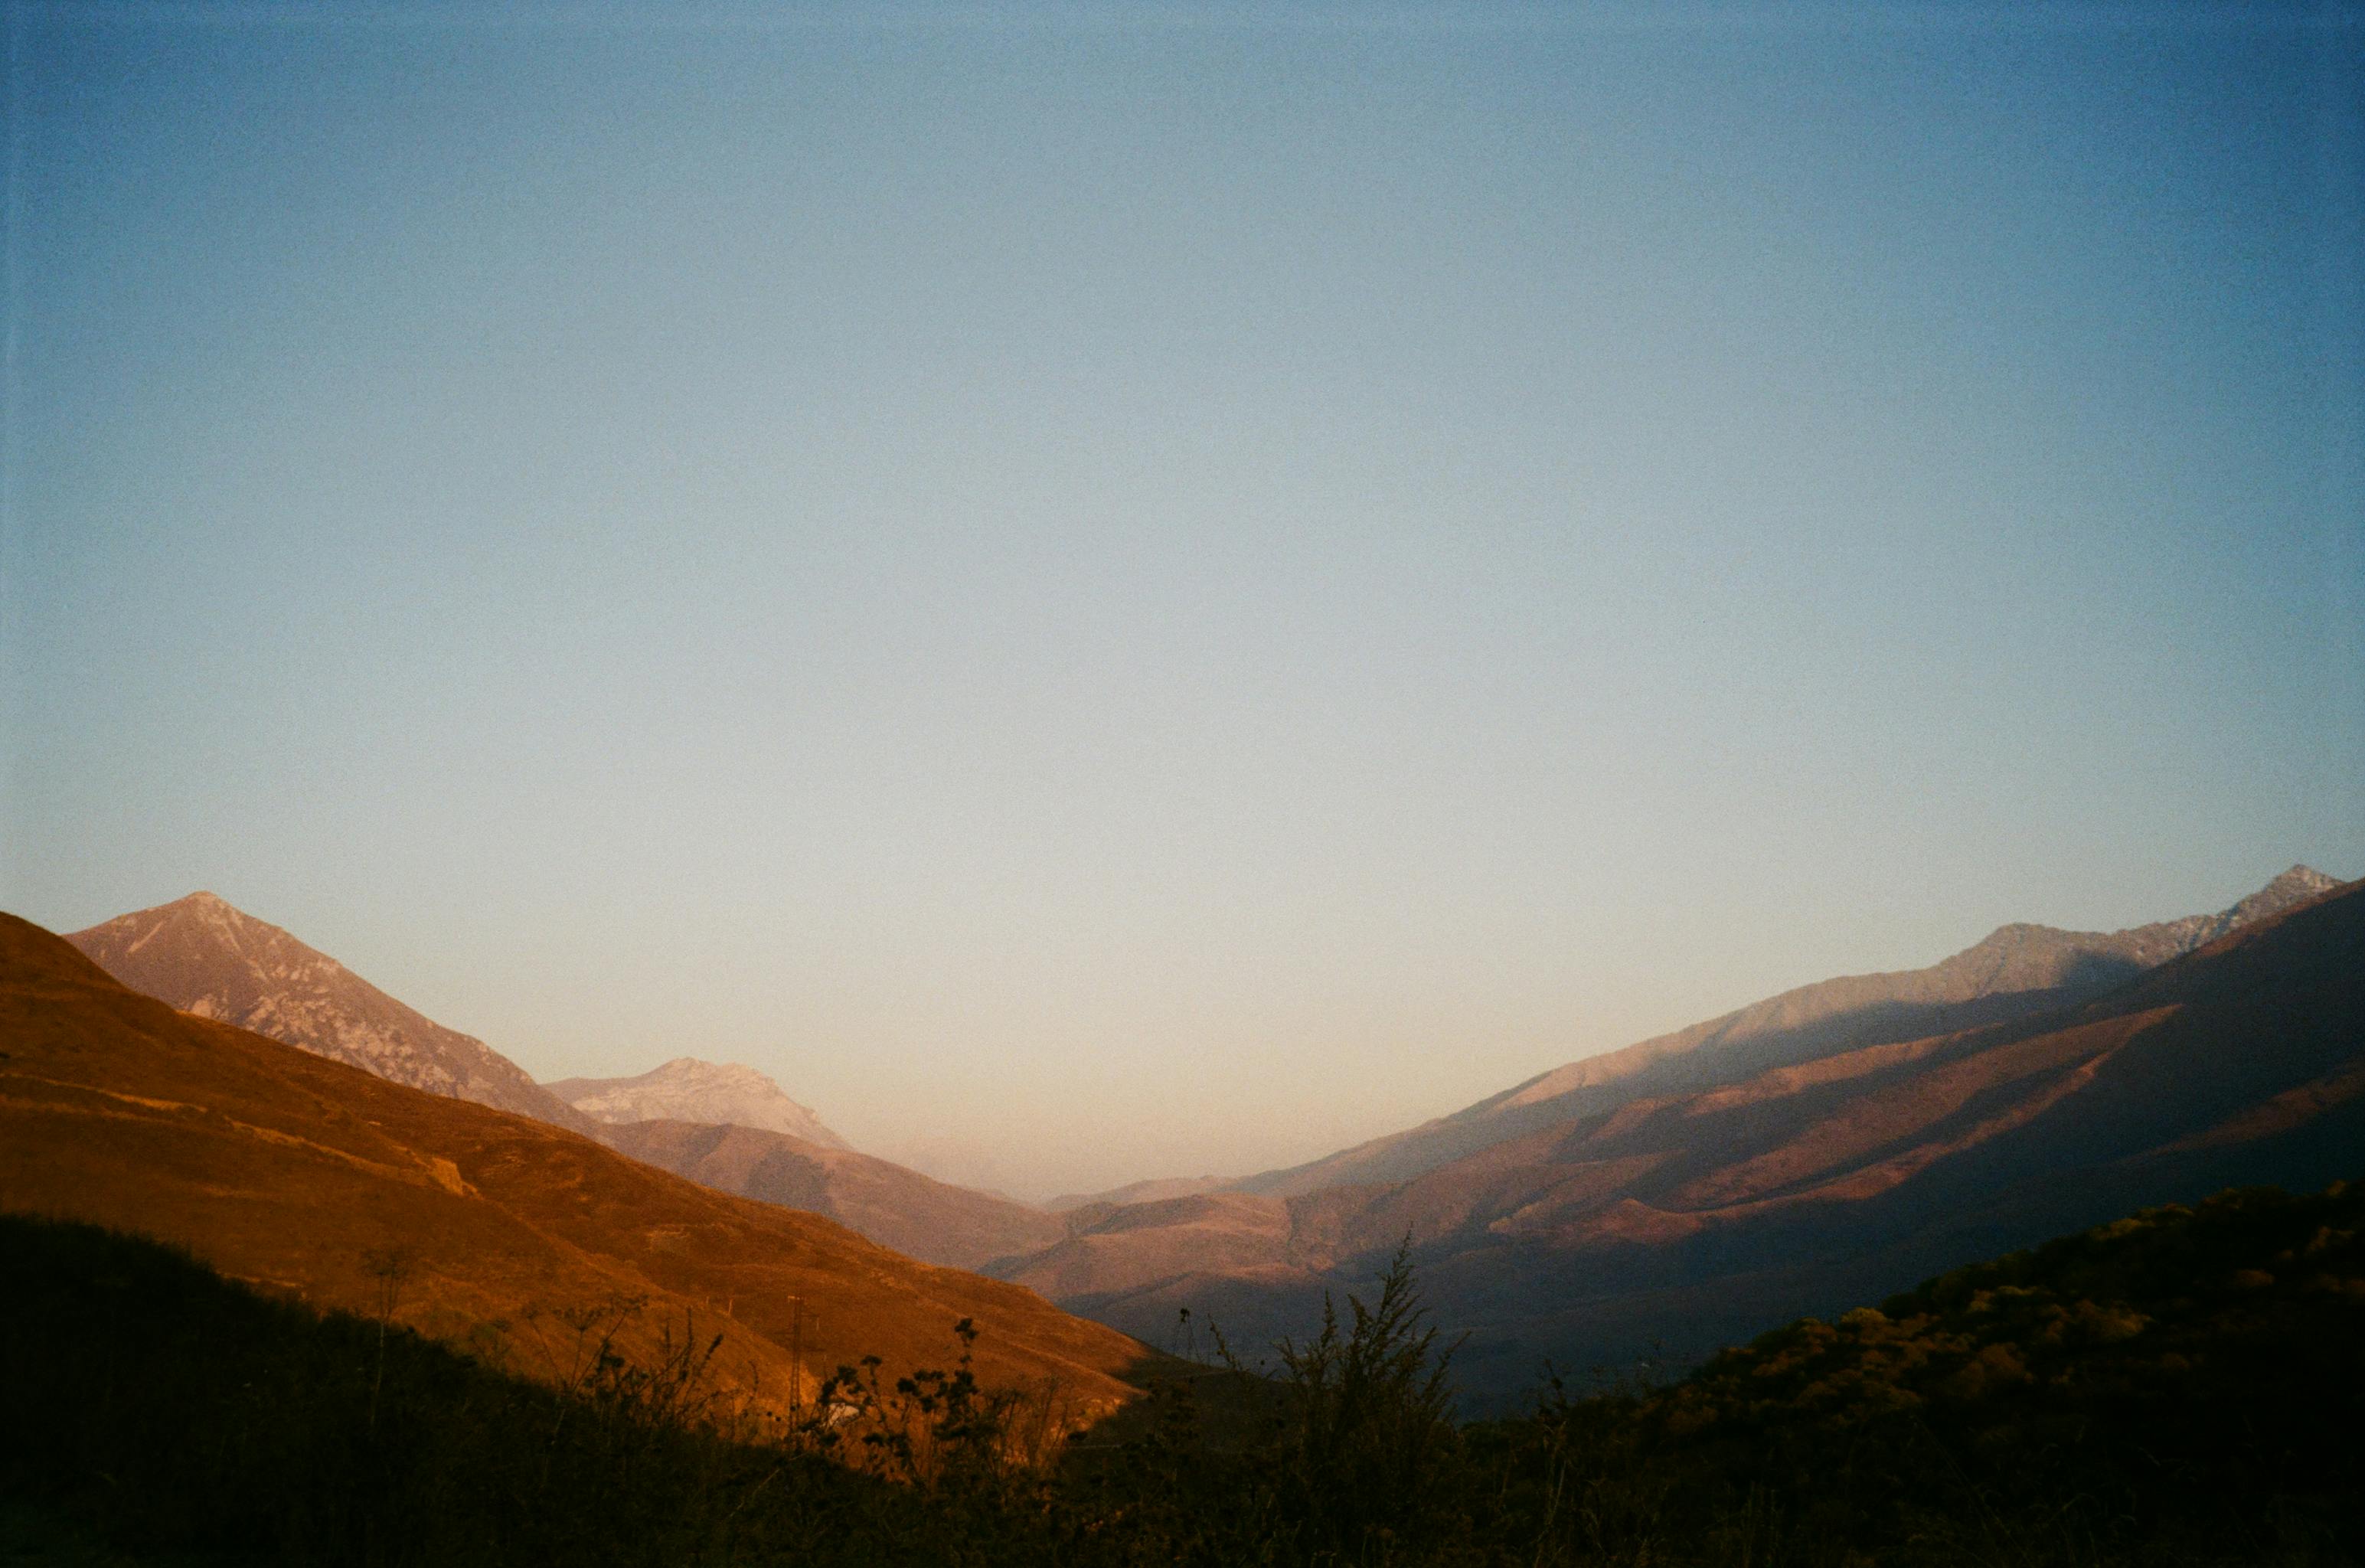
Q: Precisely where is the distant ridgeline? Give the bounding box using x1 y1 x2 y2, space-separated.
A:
992 867 2363 1406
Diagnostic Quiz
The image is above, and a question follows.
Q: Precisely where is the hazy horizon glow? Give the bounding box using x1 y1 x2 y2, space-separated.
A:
5 4 2360 1197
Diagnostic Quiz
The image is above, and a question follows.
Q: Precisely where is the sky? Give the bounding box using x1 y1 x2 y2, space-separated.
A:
2 2 2360 1199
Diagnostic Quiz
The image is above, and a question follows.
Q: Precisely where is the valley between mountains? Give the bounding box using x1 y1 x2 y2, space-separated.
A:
19 865 2363 1410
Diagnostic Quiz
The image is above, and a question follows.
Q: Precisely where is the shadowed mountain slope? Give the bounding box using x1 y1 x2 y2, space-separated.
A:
601 1119 1065 1269
1045 1175 1233 1213
0 912 1155 1418
548 1057 848 1149
1239 866 2341 1200
67 893 596 1135
996 874 2363 1404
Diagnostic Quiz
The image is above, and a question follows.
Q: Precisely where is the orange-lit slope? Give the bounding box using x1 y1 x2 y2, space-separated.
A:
0 913 1153 1418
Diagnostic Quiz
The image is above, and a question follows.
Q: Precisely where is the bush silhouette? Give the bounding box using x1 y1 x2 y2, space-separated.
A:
5 1184 2363 1566
1257 1240 1465 1559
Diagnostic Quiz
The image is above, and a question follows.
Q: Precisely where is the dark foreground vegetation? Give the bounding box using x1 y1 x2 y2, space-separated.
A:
4 1182 2361 1566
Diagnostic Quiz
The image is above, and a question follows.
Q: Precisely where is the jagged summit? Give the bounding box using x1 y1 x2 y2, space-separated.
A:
546 1057 848 1150
65 893 594 1133
1950 864 2346 978
2226 864 2340 922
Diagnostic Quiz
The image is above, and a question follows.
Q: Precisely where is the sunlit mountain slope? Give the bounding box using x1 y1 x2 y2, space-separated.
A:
1 913 1155 1417
67 892 596 1135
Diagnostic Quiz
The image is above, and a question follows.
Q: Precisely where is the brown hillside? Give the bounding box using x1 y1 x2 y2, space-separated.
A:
601 1119 1066 1270
0 913 1155 1420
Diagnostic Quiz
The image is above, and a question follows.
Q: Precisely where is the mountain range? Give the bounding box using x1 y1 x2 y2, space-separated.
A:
38 867 2361 1410
60 892 1057 1272
0 913 1154 1417
66 893 598 1136
1235 865 2342 1199
983 867 2360 1403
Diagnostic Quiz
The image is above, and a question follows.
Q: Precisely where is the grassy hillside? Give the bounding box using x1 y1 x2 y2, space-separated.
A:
5 1182 2359 1565
1564 1180 2365 1564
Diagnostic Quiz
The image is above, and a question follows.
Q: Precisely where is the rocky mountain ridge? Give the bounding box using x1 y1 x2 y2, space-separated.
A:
65 893 595 1135
989 867 2362 1405
1236 866 2343 1199
62 893 1051 1272
547 1057 848 1149
2 910 1158 1414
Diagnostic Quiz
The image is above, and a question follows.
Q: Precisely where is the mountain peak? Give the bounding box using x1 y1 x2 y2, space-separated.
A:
2210 864 2344 937
121 891 279 950
166 890 248 919
2246 864 2338 903
1954 864 2344 972
64 897 593 1133
545 1057 848 1150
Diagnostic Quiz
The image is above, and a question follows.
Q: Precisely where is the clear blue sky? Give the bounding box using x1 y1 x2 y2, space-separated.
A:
4 3 2360 1197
